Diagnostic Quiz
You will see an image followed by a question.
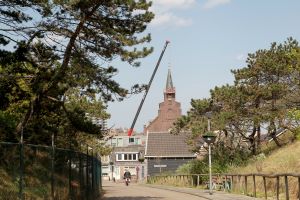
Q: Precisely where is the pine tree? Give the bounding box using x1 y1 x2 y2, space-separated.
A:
0 0 154 144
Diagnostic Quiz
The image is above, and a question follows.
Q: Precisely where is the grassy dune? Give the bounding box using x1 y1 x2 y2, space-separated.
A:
230 140 300 174
228 140 300 199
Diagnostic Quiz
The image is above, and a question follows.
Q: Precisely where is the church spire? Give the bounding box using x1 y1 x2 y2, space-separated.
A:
166 68 174 90
164 68 175 100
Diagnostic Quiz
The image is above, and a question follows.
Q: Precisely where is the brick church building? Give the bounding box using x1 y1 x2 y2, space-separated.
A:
144 69 196 176
144 69 182 133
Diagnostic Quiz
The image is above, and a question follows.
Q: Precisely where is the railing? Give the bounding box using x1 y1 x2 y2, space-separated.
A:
0 141 102 200
147 173 300 200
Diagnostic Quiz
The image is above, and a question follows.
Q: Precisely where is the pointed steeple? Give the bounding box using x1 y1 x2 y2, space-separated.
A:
166 68 174 90
164 68 175 100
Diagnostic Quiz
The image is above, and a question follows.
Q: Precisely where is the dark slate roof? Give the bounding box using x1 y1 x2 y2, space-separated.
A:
145 132 196 157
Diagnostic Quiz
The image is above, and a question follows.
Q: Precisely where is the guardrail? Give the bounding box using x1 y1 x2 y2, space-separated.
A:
0 141 102 200
147 173 300 200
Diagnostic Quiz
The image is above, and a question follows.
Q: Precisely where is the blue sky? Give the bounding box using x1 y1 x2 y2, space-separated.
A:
107 0 300 132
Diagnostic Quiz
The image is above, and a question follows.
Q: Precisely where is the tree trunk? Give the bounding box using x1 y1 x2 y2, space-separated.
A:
271 130 281 147
269 120 281 147
15 99 34 136
249 126 257 155
48 3 101 92
256 125 261 150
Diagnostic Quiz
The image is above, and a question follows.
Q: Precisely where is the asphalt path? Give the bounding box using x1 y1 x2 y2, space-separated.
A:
103 180 206 200
102 180 257 200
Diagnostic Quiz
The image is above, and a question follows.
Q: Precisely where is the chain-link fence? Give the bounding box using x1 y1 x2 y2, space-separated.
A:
0 142 102 200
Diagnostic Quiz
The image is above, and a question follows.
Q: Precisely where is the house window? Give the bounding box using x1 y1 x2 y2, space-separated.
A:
129 138 134 143
135 138 140 145
116 153 139 161
117 138 123 146
117 154 122 160
111 138 117 147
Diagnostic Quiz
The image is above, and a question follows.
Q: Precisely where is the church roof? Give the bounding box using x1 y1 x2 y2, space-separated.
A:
166 68 174 90
145 132 196 157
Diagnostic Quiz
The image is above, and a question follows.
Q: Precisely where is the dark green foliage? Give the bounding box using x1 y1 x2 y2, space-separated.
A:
65 107 101 136
0 0 154 146
177 144 250 175
0 111 17 142
211 142 250 171
189 160 208 174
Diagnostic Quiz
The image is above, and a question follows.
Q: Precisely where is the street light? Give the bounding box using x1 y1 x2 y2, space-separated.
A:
109 160 114 181
138 151 145 163
202 112 216 195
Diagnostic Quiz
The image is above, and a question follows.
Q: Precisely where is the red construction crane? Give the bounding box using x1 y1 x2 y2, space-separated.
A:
128 41 170 136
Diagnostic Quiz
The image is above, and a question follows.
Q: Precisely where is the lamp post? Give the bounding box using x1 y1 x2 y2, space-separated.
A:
138 151 145 163
202 113 216 195
109 160 114 181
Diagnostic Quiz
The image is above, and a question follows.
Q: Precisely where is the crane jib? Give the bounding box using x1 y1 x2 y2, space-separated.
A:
128 41 170 136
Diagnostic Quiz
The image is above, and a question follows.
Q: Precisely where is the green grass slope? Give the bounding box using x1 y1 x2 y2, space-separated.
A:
228 140 300 199
230 140 300 174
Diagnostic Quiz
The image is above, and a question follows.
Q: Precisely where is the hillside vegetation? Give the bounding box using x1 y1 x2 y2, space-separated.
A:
227 140 300 199
229 140 300 174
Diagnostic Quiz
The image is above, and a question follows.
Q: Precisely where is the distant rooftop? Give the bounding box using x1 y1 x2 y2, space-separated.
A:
145 132 196 157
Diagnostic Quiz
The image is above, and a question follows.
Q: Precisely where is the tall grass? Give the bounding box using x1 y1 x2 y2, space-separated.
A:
228 140 300 199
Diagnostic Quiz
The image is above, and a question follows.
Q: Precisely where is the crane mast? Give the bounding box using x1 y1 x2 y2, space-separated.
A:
128 41 170 136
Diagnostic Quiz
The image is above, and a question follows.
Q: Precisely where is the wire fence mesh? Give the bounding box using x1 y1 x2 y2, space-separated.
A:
0 142 102 200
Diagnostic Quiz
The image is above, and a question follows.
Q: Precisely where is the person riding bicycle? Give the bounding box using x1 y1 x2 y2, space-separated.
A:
123 170 131 186
123 170 131 179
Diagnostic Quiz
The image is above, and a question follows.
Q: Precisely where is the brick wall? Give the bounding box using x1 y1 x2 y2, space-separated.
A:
145 98 181 132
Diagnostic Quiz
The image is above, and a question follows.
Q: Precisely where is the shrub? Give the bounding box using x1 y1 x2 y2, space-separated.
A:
177 142 251 175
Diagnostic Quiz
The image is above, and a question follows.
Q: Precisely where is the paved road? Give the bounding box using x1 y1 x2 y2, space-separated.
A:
102 180 257 200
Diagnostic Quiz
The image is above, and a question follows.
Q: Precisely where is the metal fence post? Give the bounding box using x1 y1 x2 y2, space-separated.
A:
19 127 24 200
68 149 72 199
86 145 89 199
99 155 102 192
91 148 94 199
79 145 84 199
51 133 55 200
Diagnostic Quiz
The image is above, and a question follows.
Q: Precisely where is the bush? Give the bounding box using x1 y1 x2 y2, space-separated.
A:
0 111 17 142
177 142 251 175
